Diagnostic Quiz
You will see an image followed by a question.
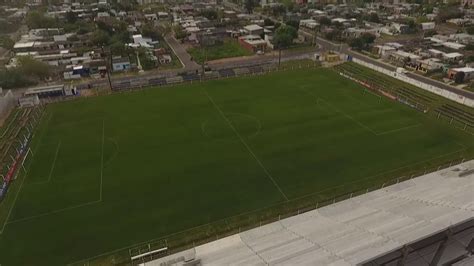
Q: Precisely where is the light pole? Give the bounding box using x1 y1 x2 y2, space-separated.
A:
101 46 113 90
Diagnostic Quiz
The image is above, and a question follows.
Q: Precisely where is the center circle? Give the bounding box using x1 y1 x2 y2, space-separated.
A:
202 113 262 139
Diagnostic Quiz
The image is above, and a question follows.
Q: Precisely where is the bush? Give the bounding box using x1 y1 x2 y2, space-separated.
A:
0 69 37 89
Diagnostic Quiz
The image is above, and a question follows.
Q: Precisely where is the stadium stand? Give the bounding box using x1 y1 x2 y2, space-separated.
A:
335 63 474 133
144 160 474 266
218 68 236 78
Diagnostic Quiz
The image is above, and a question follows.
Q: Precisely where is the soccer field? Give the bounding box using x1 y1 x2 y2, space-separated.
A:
0 68 472 265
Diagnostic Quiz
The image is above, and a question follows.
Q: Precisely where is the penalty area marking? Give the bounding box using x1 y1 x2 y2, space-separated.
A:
28 140 62 185
6 199 101 225
5 120 106 227
0 110 51 234
298 86 424 136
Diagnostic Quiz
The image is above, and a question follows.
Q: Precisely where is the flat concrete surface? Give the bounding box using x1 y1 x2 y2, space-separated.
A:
144 160 474 265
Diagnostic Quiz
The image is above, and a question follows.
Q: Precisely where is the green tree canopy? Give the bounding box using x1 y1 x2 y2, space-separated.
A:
244 0 256 14
17 56 51 80
0 36 14 50
349 33 376 50
273 25 297 49
26 11 58 29
91 30 111 46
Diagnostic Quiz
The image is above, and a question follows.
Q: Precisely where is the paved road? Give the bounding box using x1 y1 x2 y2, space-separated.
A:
164 34 200 72
208 48 318 70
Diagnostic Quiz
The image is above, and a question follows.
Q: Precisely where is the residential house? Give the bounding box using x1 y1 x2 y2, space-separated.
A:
448 67 474 81
112 57 131 72
244 24 264 36
238 35 267 53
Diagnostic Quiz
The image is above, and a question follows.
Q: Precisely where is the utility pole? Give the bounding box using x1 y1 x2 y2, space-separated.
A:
102 46 113 91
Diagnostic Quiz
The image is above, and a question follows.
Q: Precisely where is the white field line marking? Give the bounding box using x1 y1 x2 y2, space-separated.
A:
29 141 62 185
0 109 50 234
7 200 101 225
47 141 61 182
299 87 378 135
299 87 424 136
202 89 289 201
100 119 105 201
376 124 422 136
7 120 106 226
67 147 469 265
0 168 28 234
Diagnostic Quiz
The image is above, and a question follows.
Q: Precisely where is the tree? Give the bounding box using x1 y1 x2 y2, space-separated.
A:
0 68 36 89
0 36 14 50
141 23 161 40
65 11 77 24
109 41 128 56
407 19 417 32
349 37 365 50
91 30 110 46
424 29 437 37
200 9 218 20
26 11 58 29
286 20 300 31
465 44 474 51
17 56 51 80
436 7 463 23
319 16 331 26
466 26 474 35
273 25 297 66
273 25 297 49
174 25 187 40
349 33 376 51
368 13 380 23
454 71 465 84
465 55 474 63
264 18 275 27
244 0 256 14
360 32 376 44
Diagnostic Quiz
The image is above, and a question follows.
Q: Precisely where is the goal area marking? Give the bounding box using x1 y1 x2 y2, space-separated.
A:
2 119 106 228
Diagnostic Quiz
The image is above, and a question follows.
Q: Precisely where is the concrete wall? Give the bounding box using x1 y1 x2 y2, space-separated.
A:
352 57 474 108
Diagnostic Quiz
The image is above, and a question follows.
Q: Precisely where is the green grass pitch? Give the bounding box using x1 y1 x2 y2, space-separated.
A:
0 68 472 265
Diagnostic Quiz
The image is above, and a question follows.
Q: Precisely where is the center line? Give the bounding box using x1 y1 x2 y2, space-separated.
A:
203 89 289 201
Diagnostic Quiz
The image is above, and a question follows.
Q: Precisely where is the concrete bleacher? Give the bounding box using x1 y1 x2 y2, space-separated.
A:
143 160 474 265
